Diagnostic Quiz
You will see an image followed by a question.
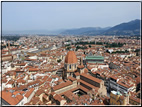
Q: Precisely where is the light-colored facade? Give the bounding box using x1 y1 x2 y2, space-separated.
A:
110 91 129 105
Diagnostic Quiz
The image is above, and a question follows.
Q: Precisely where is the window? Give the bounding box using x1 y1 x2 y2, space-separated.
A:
64 64 67 69
69 65 71 69
75 64 76 68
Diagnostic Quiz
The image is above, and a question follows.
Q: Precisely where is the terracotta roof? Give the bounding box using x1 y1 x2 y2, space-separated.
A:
78 65 84 69
53 80 72 90
84 68 88 73
43 94 48 100
25 88 34 98
17 79 26 83
63 90 73 99
29 68 39 71
13 91 20 95
24 66 33 68
90 100 105 105
17 85 27 91
51 92 56 96
35 89 44 96
79 86 90 92
7 80 14 85
68 76 77 81
66 69 77 72
2 49 8 52
110 75 118 80
45 90 50 95
53 94 65 102
51 75 59 78
81 73 102 83
79 79 99 90
117 80 133 89
129 96 141 103
2 91 23 105
59 87 79 96
15 63 26 66
15 68 24 72
20 91 25 95
58 79 64 83
2 54 12 57
74 72 80 76
31 97 40 105
65 51 77 64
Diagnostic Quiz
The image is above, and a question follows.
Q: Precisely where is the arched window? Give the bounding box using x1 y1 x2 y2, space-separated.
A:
69 65 71 69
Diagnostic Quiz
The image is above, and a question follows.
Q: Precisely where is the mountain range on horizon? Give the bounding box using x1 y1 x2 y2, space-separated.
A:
3 19 140 36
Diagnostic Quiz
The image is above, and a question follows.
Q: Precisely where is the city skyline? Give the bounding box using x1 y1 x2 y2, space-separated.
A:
1 1 141 106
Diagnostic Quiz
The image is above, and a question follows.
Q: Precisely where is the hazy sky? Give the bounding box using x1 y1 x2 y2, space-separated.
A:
2 2 141 31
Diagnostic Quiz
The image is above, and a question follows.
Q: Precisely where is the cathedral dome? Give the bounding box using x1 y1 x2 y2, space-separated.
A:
65 51 77 64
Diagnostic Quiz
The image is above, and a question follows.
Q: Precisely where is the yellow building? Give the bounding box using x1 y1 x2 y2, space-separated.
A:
110 91 129 105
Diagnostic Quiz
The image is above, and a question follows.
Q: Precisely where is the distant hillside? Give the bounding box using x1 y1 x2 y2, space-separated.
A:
102 19 140 36
60 27 111 35
3 19 140 36
60 19 140 36
2 29 65 35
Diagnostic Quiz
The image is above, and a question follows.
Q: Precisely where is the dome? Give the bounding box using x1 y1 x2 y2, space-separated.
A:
65 51 77 64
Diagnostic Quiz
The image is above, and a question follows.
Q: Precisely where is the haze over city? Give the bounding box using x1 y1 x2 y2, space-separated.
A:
2 2 140 32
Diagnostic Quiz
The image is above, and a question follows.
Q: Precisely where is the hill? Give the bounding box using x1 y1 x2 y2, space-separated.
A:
102 19 140 36
60 27 111 35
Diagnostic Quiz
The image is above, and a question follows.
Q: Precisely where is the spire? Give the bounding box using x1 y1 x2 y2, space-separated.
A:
8 41 11 54
80 57 83 66
5 41 8 50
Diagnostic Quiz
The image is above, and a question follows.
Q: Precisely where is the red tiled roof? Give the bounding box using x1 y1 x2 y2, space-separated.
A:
68 76 77 81
25 88 34 98
65 51 77 64
54 94 65 102
43 94 48 100
2 54 12 57
84 68 88 73
110 75 118 80
74 72 80 76
15 63 26 66
78 65 84 69
13 91 20 95
16 85 27 91
53 81 72 90
79 86 90 92
117 80 133 89
29 68 39 71
35 89 44 96
81 73 102 83
79 79 99 90
129 96 141 103
2 91 23 105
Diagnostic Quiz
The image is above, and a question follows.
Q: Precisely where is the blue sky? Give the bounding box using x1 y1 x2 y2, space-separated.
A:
2 2 141 31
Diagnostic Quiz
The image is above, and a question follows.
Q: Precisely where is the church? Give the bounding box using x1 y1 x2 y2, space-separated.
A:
50 50 107 105
63 51 78 79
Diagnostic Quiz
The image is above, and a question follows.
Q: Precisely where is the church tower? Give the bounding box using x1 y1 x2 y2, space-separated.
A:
64 51 78 79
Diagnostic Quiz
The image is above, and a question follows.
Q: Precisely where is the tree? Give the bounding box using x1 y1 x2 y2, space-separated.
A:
66 47 71 50
57 59 62 63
